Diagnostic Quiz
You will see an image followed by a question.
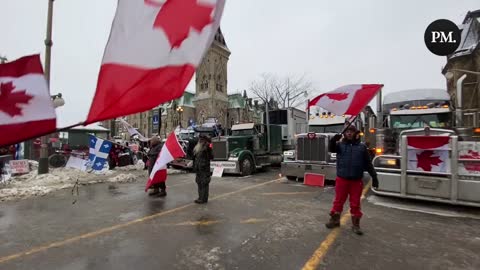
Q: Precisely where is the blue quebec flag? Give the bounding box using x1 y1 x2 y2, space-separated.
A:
88 135 113 171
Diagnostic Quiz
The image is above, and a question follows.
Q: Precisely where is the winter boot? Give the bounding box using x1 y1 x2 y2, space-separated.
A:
148 187 159 196
158 189 167 197
351 216 363 235
325 213 341 229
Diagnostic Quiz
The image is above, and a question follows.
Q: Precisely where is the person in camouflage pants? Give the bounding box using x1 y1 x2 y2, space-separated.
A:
193 135 213 204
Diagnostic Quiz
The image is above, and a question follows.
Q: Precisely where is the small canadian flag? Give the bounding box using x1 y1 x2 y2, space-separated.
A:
0 55 56 147
145 132 185 191
407 136 450 173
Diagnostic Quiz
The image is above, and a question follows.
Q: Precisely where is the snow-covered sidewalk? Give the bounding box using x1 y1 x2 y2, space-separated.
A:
0 160 187 202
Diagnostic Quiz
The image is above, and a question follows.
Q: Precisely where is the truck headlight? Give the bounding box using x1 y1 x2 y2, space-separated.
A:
230 152 238 157
379 158 397 166
330 153 337 159
283 151 294 157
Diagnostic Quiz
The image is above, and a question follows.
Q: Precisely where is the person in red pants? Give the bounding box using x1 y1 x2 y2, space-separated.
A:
325 125 378 235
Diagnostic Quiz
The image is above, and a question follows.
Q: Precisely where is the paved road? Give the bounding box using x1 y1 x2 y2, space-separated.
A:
1 168 480 270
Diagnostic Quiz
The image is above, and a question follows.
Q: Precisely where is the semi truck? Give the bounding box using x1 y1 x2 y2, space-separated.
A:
371 88 480 207
281 106 375 181
265 107 308 151
210 123 283 176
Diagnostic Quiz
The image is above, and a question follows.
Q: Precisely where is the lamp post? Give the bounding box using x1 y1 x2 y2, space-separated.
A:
0 56 7 64
38 0 56 174
176 106 184 128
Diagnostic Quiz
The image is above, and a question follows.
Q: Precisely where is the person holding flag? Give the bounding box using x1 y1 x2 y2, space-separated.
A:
145 132 185 197
308 84 383 235
147 136 165 196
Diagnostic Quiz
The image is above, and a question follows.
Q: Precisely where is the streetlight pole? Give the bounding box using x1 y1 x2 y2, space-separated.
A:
0 56 7 64
38 0 55 174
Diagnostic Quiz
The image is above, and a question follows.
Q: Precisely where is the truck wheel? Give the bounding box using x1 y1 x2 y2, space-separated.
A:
240 157 254 176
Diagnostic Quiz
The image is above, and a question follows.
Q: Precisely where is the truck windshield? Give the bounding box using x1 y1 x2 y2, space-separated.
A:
309 124 344 133
390 113 451 129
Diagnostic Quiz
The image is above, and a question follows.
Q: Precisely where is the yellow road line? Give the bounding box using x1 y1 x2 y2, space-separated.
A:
0 177 282 265
174 220 222 226
261 191 316 196
240 218 269 224
302 181 372 270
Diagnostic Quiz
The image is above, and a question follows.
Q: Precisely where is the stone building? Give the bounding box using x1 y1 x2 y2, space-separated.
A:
105 29 263 139
442 9 480 127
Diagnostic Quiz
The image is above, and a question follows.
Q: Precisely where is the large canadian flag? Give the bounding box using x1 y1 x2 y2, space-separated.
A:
145 132 185 191
308 84 383 116
407 136 450 173
0 55 56 147
85 0 225 124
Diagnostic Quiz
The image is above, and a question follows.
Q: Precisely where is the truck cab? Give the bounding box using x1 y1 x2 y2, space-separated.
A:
375 89 454 155
210 123 283 176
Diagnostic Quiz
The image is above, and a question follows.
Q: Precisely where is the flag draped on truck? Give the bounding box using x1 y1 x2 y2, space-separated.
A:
406 136 450 173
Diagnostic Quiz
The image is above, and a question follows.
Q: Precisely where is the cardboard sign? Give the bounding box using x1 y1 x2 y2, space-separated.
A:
212 166 224 178
9 160 29 174
66 156 88 171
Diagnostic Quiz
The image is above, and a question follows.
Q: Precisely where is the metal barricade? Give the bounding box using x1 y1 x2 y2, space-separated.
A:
372 132 480 207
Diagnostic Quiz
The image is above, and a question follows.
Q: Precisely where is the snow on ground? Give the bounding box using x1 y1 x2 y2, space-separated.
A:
0 159 188 202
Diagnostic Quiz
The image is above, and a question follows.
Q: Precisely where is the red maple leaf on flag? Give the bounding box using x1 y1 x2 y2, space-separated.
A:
0 81 33 117
153 0 215 49
416 150 443 171
325 93 349 101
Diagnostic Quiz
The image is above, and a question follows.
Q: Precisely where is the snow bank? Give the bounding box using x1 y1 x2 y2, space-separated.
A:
114 160 145 171
0 166 144 202
1 160 189 202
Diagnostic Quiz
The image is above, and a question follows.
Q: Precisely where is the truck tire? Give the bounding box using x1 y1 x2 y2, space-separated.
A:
240 156 254 176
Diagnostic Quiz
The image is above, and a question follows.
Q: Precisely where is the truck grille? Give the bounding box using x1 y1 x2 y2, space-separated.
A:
297 136 328 162
212 140 228 160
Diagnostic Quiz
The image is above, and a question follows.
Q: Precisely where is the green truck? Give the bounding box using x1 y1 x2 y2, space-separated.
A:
210 123 283 176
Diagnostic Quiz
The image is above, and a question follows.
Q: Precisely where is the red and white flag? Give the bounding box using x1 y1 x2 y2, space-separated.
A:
85 0 225 124
0 55 56 147
308 84 383 116
407 136 450 173
145 132 185 191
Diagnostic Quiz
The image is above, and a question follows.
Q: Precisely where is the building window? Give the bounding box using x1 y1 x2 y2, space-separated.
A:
216 83 223 92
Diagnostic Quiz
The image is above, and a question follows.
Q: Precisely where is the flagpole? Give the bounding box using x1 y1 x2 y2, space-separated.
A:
38 0 55 174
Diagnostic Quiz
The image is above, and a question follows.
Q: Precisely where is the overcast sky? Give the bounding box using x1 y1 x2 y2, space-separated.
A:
2 0 478 127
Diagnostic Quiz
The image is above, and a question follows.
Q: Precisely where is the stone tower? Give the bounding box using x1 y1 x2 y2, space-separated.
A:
194 28 231 126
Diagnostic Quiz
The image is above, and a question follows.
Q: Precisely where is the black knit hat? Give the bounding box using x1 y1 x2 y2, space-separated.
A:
346 124 357 132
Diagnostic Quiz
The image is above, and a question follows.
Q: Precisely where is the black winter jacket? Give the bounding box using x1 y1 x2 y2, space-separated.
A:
329 136 377 181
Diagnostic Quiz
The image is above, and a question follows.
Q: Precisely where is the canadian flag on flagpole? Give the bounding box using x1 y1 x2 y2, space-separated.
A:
145 132 185 191
85 0 225 125
407 136 450 173
0 55 56 147
307 84 383 116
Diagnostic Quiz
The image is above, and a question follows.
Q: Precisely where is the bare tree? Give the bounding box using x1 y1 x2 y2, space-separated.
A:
249 73 312 109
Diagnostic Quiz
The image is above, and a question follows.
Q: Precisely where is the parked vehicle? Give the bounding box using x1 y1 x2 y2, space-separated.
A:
210 123 283 176
371 87 480 206
281 106 375 181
